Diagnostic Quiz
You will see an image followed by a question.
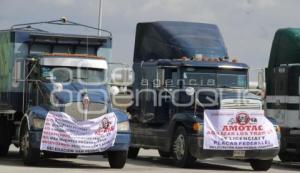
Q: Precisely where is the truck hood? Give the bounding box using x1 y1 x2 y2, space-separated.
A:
195 88 261 107
29 106 128 123
42 82 109 104
218 89 261 100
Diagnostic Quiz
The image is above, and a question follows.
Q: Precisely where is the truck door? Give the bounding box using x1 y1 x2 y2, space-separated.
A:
143 67 177 148
272 66 288 125
25 60 40 110
140 65 156 122
285 66 300 129
132 65 156 146
151 68 178 148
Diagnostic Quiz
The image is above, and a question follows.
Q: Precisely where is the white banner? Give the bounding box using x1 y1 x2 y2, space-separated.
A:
204 109 279 150
40 112 117 153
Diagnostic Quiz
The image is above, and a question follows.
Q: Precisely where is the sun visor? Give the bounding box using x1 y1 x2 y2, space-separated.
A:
133 21 228 63
40 57 108 69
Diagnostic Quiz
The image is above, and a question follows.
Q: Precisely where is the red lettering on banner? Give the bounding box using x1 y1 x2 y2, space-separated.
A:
223 125 263 131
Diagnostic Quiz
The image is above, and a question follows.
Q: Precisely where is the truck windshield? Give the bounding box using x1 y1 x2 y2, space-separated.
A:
182 69 247 88
41 66 106 84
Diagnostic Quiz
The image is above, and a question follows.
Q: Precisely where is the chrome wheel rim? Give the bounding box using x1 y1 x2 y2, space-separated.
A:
21 130 29 157
173 134 185 160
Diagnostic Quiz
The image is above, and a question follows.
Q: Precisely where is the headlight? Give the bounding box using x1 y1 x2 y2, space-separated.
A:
274 125 281 133
117 121 130 132
192 122 203 132
32 118 45 129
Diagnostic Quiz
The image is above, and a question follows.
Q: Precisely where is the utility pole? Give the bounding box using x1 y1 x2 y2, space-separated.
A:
97 0 103 36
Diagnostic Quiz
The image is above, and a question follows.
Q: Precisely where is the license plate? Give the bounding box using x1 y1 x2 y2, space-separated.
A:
233 150 246 157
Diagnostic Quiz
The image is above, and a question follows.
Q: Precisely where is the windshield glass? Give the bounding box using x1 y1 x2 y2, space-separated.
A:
182 68 247 88
41 66 106 84
217 74 247 88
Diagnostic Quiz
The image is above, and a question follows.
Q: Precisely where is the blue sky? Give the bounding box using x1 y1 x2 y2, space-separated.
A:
0 0 299 77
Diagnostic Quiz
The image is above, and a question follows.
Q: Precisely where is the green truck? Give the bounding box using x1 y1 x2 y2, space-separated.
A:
266 28 300 161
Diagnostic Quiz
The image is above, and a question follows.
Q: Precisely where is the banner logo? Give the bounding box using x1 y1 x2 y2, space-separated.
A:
236 112 250 125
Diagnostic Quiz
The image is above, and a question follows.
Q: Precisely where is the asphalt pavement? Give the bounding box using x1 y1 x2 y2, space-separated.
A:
0 146 299 173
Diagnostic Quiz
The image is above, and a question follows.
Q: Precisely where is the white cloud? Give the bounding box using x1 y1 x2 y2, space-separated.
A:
0 0 300 71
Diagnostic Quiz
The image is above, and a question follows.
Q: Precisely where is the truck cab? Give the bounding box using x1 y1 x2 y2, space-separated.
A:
266 28 300 162
0 19 130 168
127 21 279 171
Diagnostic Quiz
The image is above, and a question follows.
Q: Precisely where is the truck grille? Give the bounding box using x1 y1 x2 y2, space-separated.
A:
221 99 262 110
64 102 107 121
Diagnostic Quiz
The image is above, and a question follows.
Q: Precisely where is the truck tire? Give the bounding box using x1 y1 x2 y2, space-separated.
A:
128 147 139 158
279 152 300 162
0 144 9 156
278 135 298 162
172 126 196 168
108 151 127 168
0 118 11 156
250 159 273 171
158 150 171 158
20 124 40 166
43 152 78 159
65 154 78 159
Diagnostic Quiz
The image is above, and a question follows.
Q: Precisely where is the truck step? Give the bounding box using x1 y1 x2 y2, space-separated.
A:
13 121 21 125
0 110 16 114
0 103 16 115
11 139 19 145
0 111 16 120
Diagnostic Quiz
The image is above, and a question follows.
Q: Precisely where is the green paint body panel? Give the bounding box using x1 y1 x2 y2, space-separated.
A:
0 32 13 93
268 28 300 68
266 28 300 96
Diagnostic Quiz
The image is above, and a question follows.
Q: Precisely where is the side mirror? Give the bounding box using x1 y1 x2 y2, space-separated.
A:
110 86 120 96
156 68 165 88
257 69 265 89
12 61 22 87
109 63 134 86
142 113 155 123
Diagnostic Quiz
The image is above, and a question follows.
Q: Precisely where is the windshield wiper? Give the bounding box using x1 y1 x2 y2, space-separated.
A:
219 85 231 88
72 76 88 80
219 85 244 89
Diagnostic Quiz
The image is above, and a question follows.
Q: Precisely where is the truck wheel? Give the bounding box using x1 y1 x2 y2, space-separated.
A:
278 152 300 162
172 126 196 168
0 118 11 156
108 151 127 168
20 125 40 166
66 154 78 159
250 159 273 171
279 152 292 162
0 144 9 156
128 147 139 158
158 150 171 158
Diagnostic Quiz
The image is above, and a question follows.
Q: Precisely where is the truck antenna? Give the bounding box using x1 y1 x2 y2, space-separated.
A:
97 0 104 36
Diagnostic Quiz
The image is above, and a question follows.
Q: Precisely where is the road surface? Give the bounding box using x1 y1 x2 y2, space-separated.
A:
0 146 299 173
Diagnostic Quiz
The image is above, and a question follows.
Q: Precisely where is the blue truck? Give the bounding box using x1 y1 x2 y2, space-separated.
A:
127 21 280 171
0 18 130 168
